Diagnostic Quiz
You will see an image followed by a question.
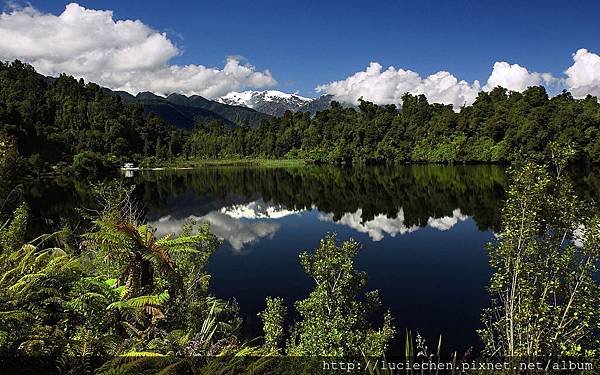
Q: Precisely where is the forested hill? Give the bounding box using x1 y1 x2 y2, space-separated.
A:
186 87 600 164
43 72 272 130
0 60 186 175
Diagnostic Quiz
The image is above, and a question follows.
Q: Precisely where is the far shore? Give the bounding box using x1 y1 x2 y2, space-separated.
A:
121 159 307 171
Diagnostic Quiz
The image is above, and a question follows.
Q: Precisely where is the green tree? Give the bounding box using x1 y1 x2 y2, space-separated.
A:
0 203 28 253
0 133 17 174
258 296 286 353
284 235 394 356
479 161 600 359
82 183 239 357
72 151 112 177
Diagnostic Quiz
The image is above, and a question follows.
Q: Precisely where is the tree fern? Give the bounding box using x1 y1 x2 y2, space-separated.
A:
108 291 169 310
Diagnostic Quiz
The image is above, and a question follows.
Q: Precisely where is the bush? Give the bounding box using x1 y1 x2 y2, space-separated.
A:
72 151 116 177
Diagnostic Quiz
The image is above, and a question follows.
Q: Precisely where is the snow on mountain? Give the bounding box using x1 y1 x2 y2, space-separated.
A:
219 90 311 107
217 90 313 117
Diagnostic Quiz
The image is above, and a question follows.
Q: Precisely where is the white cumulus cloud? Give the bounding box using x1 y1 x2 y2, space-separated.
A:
316 62 480 109
565 49 600 98
483 61 557 92
316 60 567 108
0 3 276 97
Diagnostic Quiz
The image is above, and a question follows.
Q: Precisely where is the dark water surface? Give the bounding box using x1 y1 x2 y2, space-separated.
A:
20 164 600 355
142 164 506 355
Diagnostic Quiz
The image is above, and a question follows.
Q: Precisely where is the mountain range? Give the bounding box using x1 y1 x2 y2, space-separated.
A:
105 89 335 130
101 89 269 130
217 90 312 117
217 90 336 117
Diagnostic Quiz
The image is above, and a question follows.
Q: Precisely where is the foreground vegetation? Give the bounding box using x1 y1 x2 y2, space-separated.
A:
0 183 396 373
480 148 600 364
0 157 598 373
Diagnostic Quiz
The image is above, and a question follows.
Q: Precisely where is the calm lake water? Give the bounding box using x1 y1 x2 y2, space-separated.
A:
140 164 504 355
22 164 600 355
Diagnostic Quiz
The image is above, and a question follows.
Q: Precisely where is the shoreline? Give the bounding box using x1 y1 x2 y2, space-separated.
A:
123 159 308 170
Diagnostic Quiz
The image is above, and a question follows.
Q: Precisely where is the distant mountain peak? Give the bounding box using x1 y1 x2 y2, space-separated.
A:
217 90 313 117
219 90 311 105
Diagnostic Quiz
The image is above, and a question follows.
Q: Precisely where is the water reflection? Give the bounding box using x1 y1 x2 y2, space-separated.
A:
147 195 474 250
148 198 308 251
18 164 600 353
134 164 510 233
427 208 469 231
220 199 306 219
318 208 419 241
318 207 469 241
150 211 280 252
151 201 473 250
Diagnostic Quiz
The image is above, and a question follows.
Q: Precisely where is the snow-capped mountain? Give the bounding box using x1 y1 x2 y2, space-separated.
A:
217 90 312 117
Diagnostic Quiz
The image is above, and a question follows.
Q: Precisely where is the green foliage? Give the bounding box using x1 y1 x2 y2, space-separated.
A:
80 184 241 360
72 151 117 177
285 234 395 356
0 132 17 174
184 88 600 165
0 203 28 253
258 297 286 353
0 60 185 176
479 160 600 359
0 241 82 356
0 182 242 371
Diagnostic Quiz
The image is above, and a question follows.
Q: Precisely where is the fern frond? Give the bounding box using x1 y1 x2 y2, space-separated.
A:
119 351 165 357
0 309 35 322
108 291 170 310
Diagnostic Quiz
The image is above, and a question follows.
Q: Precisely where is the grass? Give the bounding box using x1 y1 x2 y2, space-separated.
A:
162 158 307 169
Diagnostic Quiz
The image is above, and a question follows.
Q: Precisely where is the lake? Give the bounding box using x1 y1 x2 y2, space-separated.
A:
137 164 505 355
21 164 600 355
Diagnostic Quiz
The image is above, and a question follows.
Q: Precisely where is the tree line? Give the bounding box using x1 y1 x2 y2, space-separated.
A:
2 60 600 179
185 89 600 164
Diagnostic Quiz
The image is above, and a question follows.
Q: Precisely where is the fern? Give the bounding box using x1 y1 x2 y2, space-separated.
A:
120 351 165 357
108 291 170 310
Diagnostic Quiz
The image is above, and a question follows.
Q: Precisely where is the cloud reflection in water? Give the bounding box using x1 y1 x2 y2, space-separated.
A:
150 199 470 250
319 208 469 241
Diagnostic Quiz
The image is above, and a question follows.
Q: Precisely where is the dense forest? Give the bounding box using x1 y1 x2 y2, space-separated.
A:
2 60 600 180
0 61 186 177
186 89 600 164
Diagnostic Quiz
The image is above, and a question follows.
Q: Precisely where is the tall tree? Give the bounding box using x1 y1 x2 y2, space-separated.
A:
479 151 600 360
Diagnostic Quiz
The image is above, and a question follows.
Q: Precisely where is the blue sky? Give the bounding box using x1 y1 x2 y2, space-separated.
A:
2 0 600 104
